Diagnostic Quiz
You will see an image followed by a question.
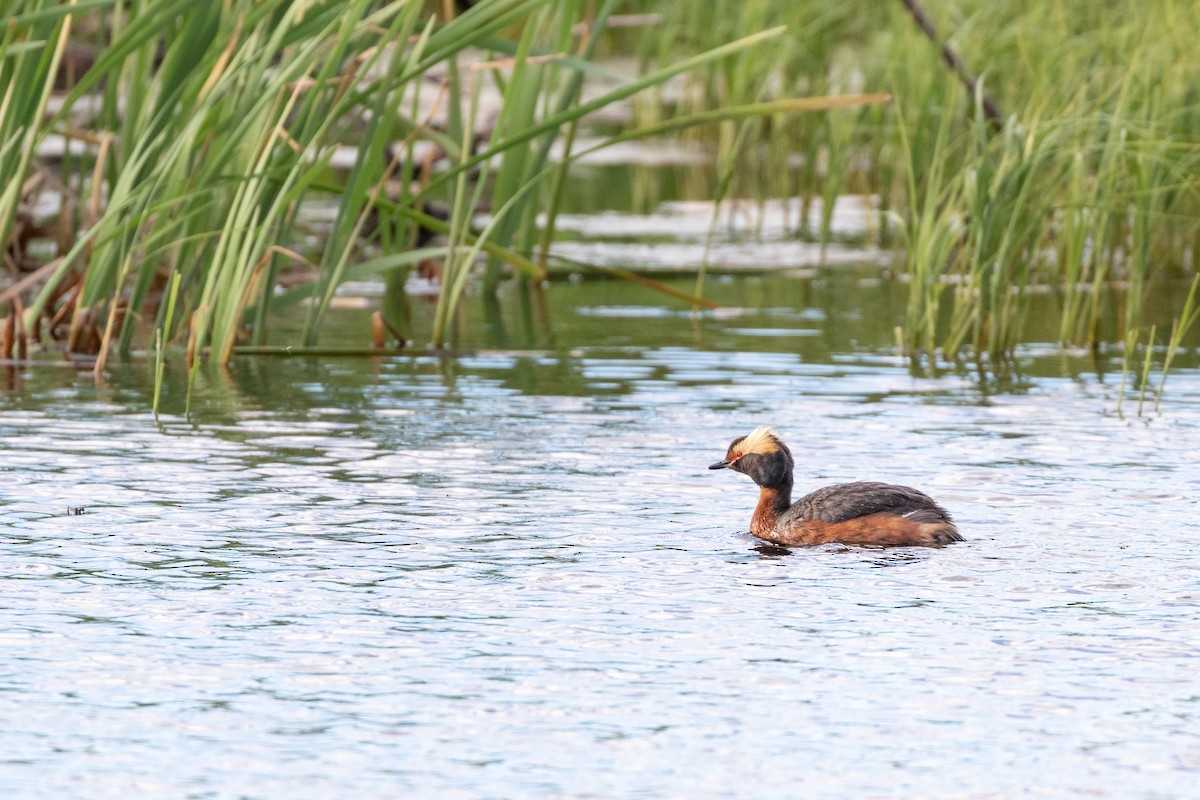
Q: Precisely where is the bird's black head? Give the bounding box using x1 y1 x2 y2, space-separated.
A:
708 426 794 489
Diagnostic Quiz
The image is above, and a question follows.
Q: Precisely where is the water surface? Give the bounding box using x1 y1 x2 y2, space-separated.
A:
2 286 1199 797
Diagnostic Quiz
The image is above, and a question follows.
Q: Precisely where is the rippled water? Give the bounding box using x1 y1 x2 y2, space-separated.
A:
3 280 1200 797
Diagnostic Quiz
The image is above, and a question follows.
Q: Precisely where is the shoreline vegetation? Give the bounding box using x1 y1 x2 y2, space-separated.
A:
2 0 1199 398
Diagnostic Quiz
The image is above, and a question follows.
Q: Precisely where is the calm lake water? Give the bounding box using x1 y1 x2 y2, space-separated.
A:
3 272 1200 798
5 180 1200 796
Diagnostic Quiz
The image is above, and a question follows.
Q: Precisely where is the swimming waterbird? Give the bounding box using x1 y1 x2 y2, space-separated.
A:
709 426 961 547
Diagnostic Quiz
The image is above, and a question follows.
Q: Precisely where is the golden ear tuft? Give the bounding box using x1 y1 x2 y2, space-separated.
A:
738 425 779 455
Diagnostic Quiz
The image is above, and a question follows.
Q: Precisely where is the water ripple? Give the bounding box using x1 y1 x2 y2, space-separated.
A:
0 348 1198 797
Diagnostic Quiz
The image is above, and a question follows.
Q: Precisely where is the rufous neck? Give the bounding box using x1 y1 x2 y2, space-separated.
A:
751 484 792 536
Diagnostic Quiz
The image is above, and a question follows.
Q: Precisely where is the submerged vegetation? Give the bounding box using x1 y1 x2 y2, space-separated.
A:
2 0 1199 397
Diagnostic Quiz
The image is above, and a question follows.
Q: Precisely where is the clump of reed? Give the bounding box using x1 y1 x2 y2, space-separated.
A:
2 0 881 412
645 0 1200 361
5 0 1200 403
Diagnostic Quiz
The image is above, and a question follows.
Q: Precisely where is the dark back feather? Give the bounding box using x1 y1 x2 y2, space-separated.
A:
784 481 952 524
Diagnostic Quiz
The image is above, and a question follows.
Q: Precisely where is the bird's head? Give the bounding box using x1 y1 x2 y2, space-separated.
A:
708 426 794 489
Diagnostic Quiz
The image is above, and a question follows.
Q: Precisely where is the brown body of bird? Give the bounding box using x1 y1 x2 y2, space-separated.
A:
709 427 962 548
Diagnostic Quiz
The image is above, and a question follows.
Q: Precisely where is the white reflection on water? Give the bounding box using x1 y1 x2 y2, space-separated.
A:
1 350 1199 797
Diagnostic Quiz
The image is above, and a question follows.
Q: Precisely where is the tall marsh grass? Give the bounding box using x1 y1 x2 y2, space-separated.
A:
3 0 869 393
3 0 1199 392
648 0 1200 359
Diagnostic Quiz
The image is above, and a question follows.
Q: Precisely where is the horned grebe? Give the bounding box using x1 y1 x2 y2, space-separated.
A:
709 426 961 547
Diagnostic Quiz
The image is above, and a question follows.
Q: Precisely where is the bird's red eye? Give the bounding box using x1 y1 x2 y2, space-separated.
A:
733 452 744 460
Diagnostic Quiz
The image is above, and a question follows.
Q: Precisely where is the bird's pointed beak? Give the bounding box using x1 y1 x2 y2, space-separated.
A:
708 459 731 470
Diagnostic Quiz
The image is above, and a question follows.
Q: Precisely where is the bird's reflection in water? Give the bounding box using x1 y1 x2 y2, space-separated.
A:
751 541 929 568
752 543 792 558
